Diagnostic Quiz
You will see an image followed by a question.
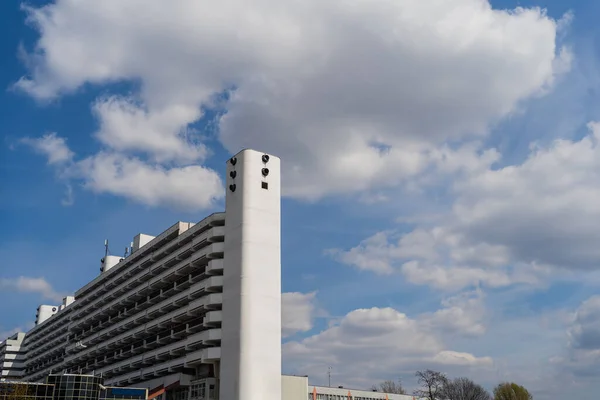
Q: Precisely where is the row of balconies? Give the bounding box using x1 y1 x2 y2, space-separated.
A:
69 309 184 363
24 329 69 362
23 289 221 380
71 271 200 339
24 340 67 370
0 369 25 377
0 353 26 362
71 245 223 334
24 351 66 380
65 318 204 376
61 292 223 371
24 357 66 383
74 215 224 309
21 218 226 383
69 276 223 351
57 316 221 385
22 308 72 350
0 344 24 354
72 230 224 325
93 327 221 379
74 222 187 305
65 313 209 371
1 360 25 369
68 283 222 355
103 346 221 387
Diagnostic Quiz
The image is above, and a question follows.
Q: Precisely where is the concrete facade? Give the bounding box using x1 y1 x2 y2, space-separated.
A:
0 333 26 381
283 376 419 400
1 149 282 400
221 150 282 400
0 149 410 400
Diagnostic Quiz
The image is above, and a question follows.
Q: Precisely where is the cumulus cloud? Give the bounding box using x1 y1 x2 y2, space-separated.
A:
0 277 64 302
282 292 320 338
333 122 600 291
92 96 209 163
284 305 492 388
76 152 223 210
550 295 600 387
420 290 487 337
17 0 570 200
21 132 224 211
21 133 73 165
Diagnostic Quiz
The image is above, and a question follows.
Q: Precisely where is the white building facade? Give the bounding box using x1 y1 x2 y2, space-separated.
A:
283 376 422 400
1 149 408 400
0 332 27 381
6 149 281 400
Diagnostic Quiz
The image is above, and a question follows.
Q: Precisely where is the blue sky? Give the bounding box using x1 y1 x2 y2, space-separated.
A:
3 0 600 398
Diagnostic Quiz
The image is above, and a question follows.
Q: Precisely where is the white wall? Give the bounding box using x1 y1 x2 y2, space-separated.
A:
35 305 58 325
220 149 282 400
282 376 308 400
100 255 121 273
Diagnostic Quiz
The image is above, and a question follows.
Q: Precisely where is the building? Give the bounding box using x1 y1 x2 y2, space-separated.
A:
283 376 417 400
0 374 147 400
0 381 54 400
0 149 407 400
5 149 280 400
0 333 26 381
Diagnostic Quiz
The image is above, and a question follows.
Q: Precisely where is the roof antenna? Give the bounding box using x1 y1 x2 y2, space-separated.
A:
104 240 109 258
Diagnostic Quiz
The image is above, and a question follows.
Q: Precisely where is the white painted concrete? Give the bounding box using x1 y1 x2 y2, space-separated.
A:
132 233 156 253
35 305 58 326
100 255 122 273
0 332 26 381
282 375 308 400
221 149 282 400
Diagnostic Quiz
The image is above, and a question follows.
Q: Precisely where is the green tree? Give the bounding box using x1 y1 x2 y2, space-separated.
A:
493 383 532 400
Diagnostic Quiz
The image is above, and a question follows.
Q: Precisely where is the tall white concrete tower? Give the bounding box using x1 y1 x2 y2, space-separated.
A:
220 149 282 400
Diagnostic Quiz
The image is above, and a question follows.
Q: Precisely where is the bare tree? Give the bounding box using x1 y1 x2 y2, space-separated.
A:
414 370 448 400
493 383 532 400
371 379 406 394
443 377 491 400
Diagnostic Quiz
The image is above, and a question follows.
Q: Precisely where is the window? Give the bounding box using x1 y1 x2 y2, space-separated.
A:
261 182 268 189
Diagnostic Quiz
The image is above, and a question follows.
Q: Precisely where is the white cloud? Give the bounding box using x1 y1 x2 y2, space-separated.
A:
17 0 569 199
92 96 208 163
333 122 600 291
21 132 224 211
568 296 600 352
282 291 319 337
420 290 487 337
21 132 73 165
75 152 223 211
0 277 64 302
330 228 547 291
453 122 600 270
283 305 492 388
549 296 600 388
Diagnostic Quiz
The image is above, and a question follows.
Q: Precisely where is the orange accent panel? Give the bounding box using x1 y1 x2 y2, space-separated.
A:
148 388 165 400
313 387 317 400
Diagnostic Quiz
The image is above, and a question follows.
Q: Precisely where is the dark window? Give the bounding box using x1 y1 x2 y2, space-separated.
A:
261 182 268 189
